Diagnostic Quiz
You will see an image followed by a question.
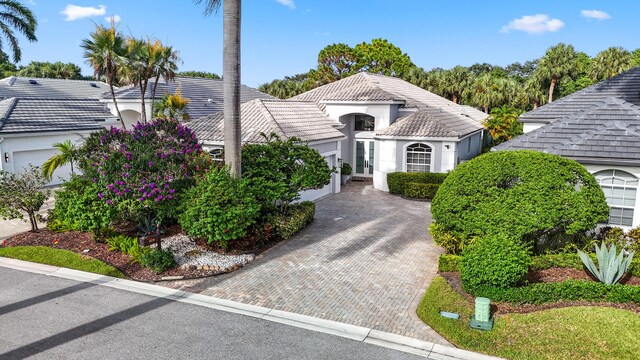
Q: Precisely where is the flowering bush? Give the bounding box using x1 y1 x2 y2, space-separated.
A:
77 118 210 235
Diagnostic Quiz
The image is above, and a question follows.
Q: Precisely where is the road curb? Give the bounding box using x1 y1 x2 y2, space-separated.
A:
0 257 501 359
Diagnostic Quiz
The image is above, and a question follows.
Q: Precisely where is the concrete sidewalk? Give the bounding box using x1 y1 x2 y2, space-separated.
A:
0 257 502 360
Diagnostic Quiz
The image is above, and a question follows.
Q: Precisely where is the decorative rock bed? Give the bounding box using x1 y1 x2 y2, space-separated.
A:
161 234 255 273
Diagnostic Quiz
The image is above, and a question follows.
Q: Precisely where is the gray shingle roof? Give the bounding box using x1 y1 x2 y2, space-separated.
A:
189 99 345 144
520 66 640 123
494 97 640 165
0 76 111 100
290 72 488 124
376 108 484 138
0 98 114 134
108 76 274 119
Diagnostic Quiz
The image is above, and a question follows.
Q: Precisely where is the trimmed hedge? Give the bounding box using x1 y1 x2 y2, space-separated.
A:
387 172 448 195
439 253 640 277
439 254 461 272
405 183 440 200
473 280 640 305
274 201 316 239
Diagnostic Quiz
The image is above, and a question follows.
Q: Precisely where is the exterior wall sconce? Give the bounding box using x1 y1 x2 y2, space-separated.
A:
3 152 8 163
444 144 450 149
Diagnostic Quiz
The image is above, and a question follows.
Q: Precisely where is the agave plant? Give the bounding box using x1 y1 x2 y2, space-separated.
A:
578 242 634 285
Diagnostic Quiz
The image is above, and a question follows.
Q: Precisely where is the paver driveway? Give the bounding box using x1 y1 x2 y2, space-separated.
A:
164 183 447 344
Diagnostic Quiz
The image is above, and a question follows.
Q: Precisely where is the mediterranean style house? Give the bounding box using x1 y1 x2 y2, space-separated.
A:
191 72 488 196
495 67 640 228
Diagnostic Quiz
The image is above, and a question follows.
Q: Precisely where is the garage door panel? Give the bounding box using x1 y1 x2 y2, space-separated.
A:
13 149 72 185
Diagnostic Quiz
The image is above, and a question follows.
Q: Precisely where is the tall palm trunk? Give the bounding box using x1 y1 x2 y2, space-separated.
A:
533 100 539 109
548 76 557 103
151 74 161 116
109 75 126 129
224 0 242 177
452 94 458 104
139 79 149 123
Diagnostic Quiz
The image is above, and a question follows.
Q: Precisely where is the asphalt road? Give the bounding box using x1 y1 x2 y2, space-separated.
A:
0 267 423 360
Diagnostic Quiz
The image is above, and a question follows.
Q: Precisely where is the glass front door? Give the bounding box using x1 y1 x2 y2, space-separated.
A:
354 140 374 176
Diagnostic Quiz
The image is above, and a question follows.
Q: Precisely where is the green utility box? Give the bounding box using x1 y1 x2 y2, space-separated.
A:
470 297 493 331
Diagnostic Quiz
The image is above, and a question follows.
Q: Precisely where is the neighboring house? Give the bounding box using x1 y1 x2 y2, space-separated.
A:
494 67 640 228
290 72 487 191
101 76 274 128
0 77 118 185
189 99 346 201
192 72 487 197
0 76 273 185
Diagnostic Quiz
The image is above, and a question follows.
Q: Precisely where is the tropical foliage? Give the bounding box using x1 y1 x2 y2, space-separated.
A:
17 61 83 79
41 140 78 180
0 165 49 231
0 0 37 63
482 105 523 144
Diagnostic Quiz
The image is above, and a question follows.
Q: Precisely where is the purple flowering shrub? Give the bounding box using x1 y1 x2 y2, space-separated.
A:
78 118 210 225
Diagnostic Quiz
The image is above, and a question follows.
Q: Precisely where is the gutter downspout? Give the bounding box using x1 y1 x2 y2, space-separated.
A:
0 137 4 172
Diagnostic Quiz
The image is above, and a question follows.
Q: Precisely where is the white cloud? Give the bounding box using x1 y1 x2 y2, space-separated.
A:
581 9 611 20
105 14 121 24
60 4 107 21
501 14 565 34
26 0 36 5
276 0 295 10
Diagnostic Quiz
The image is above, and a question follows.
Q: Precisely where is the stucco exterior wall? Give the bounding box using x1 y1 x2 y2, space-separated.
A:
523 122 547 133
456 131 483 163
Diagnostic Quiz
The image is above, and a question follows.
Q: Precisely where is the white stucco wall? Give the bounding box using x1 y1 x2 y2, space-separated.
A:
103 99 153 128
523 122 547 133
0 131 93 185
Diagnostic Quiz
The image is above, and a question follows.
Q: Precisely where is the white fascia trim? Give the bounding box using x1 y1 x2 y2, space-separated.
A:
320 100 405 105
0 129 98 138
374 135 459 142
308 137 346 146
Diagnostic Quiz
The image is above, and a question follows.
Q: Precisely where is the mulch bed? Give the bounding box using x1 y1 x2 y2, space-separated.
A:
1 229 233 282
440 270 640 315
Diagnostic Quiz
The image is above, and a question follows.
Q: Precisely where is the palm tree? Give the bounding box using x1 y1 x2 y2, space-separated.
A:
42 140 78 180
121 38 155 123
153 89 190 121
482 105 523 144
536 43 578 103
81 24 127 129
149 42 181 108
441 66 473 104
523 75 547 109
590 47 634 82
0 0 37 63
195 0 242 177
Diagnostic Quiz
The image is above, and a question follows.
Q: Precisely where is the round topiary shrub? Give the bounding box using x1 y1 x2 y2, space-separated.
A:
431 150 609 252
178 166 261 249
460 234 531 292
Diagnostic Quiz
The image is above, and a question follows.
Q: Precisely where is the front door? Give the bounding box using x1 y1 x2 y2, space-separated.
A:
354 140 374 176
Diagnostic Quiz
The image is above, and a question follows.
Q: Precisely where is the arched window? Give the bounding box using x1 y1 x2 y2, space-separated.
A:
354 114 375 131
406 143 432 173
594 170 638 226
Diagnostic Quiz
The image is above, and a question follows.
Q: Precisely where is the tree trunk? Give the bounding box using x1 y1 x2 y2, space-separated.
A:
139 79 149 123
109 80 126 130
483 106 489 114
28 212 38 232
151 74 161 119
224 0 242 177
452 94 458 104
534 100 539 109
548 77 557 103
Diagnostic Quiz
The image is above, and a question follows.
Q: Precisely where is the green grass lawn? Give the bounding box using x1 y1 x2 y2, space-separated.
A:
0 246 125 278
418 276 640 360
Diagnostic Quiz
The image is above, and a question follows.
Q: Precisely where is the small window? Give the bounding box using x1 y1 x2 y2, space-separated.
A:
406 143 432 173
595 169 638 226
354 114 375 131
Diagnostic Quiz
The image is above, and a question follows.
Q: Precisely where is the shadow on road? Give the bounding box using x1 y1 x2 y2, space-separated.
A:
0 281 96 317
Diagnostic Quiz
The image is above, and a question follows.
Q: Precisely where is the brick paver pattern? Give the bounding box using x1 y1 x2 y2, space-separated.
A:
163 183 448 345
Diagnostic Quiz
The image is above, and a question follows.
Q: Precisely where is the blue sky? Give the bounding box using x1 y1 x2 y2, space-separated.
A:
14 0 640 87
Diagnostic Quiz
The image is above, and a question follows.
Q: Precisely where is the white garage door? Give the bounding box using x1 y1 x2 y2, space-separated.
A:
13 149 72 185
298 154 335 202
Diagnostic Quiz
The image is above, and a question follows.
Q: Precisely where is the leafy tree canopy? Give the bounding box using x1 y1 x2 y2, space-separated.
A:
177 70 221 79
17 61 83 79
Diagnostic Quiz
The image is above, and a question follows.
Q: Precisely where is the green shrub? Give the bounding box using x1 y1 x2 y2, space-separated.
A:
51 176 117 234
461 234 531 291
272 201 316 239
440 252 640 277
438 254 461 272
432 150 609 253
178 167 261 248
429 223 472 254
404 183 439 200
387 172 448 195
341 163 352 176
139 248 176 273
473 280 640 305
106 235 148 263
